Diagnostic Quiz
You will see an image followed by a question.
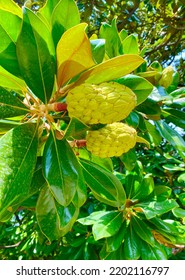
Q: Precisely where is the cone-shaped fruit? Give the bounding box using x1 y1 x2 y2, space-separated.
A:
86 122 137 158
66 82 136 124
159 66 174 88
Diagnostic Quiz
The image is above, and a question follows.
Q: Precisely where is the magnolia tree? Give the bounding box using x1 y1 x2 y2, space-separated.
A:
0 0 185 260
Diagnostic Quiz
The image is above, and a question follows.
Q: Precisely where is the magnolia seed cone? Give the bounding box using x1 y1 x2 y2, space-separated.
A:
66 82 137 124
86 122 137 158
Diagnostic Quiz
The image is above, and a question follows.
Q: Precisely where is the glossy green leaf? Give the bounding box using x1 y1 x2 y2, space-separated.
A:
80 159 126 207
51 0 80 47
124 169 142 199
0 119 20 135
78 211 109 225
0 123 38 220
136 199 178 219
0 66 26 92
43 132 84 206
16 7 55 103
0 87 28 118
136 98 161 118
116 74 153 105
155 120 185 159
132 175 154 200
144 119 162 146
120 149 137 171
162 108 185 129
172 207 185 219
75 54 144 85
36 185 79 242
154 185 172 201
0 9 22 76
38 0 60 26
150 217 182 236
92 211 123 240
179 193 185 207
131 216 156 246
78 149 113 172
99 19 122 58
122 34 139 55
63 117 89 140
90 39 105 64
140 240 168 260
106 221 127 252
123 223 141 260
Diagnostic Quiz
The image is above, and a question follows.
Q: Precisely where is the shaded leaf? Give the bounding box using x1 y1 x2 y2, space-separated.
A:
123 223 141 259
57 23 95 87
140 240 168 260
131 215 156 246
16 7 55 103
63 117 89 140
0 119 20 135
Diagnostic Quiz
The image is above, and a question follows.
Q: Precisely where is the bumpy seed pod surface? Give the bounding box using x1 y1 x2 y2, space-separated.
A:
66 82 136 124
86 122 137 158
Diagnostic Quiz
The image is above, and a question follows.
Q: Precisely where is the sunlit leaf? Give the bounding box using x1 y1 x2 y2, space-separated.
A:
57 23 95 87
0 9 22 76
75 54 144 85
51 0 80 47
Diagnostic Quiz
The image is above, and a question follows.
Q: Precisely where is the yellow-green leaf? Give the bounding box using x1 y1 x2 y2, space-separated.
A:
0 0 22 18
75 54 144 85
57 23 95 87
0 66 26 92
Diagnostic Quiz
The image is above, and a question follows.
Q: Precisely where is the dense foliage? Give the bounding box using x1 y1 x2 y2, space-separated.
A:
0 0 185 260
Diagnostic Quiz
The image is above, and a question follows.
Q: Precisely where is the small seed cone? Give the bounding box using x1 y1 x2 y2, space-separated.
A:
86 122 137 158
66 82 136 124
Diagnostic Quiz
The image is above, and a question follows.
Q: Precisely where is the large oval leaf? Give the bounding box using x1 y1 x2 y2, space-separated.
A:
74 54 144 85
80 159 126 207
43 132 84 206
57 23 95 88
0 86 29 118
0 122 38 220
16 7 56 103
36 185 79 242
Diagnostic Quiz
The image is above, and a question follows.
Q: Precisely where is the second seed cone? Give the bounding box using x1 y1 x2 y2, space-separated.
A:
86 122 137 158
66 82 137 124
